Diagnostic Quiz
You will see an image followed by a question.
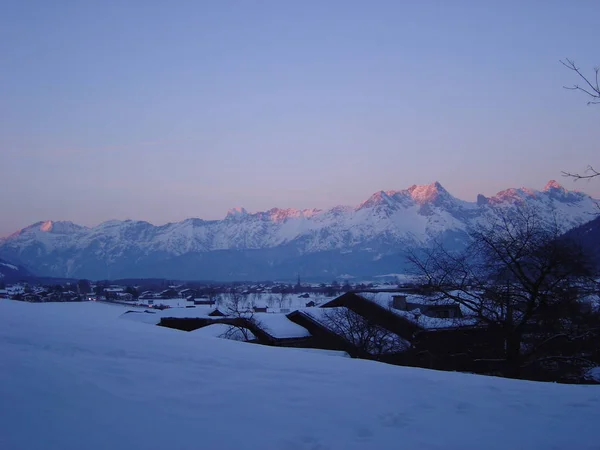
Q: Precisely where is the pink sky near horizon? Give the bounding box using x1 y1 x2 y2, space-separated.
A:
1 1 599 236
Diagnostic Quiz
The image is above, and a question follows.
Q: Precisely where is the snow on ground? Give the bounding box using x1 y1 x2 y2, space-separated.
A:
373 273 418 284
129 297 192 308
128 293 330 311
1 299 599 450
246 293 330 309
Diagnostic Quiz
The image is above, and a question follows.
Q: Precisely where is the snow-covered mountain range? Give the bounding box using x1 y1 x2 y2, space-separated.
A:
1 180 597 280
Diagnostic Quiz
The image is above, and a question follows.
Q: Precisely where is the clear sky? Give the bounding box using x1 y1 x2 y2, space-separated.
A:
1 0 598 236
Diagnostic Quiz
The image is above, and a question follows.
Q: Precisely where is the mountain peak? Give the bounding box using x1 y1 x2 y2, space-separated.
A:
487 181 589 206
266 208 321 222
17 220 83 234
543 180 565 192
357 191 396 210
40 220 54 232
225 207 249 220
407 181 449 204
358 182 453 210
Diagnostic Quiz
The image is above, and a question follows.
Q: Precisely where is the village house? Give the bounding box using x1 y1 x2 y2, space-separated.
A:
179 288 198 299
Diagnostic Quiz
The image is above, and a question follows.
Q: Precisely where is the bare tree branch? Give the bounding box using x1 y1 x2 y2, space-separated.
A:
560 58 600 105
560 59 599 184
560 58 600 180
561 165 600 181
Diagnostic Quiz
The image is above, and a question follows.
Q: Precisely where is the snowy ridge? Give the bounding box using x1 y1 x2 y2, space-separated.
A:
0 181 597 279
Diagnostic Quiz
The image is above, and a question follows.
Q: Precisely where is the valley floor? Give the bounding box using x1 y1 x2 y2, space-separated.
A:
0 300 598 450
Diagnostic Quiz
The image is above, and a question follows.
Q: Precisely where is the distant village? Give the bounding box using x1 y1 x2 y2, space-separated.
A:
0 278 404 307
2 275 598 384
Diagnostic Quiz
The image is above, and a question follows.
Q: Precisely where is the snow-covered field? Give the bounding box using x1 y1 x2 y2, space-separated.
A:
125 292 331 311
1 300 599 450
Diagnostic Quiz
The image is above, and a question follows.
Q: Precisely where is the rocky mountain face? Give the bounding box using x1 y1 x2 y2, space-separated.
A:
0 181 597 281
0 258 32 282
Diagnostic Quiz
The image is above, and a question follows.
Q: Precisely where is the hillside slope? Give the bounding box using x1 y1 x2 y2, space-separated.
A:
1 300 599 450
564 213 600 267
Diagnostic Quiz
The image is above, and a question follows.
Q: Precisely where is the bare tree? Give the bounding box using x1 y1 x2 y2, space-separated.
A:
408 206 597 376
220 289 260 342
560 59 599 181
219 325 256 342
277 291 290 309
206 286 219 306
223 289 252 315
250 292 262 308
322 308 409 358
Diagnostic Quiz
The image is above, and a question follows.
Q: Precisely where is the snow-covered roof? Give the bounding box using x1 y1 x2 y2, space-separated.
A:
357 291 462 307
298 306 340 323
300 306 411 353
253 313 311 339
389 308 478 330
189 323 231 338
190 323 256 341
120 310 162 325
279 347 351 358
355 292 479 329
120 305 220 325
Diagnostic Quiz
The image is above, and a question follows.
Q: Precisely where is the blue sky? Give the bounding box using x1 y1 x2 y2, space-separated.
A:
1 0 598 235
